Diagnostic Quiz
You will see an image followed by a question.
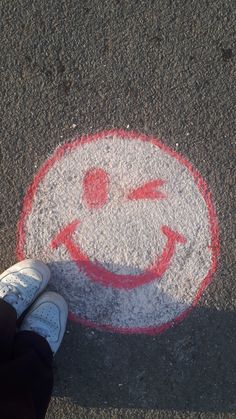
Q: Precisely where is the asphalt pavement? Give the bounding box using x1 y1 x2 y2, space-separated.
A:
1 0 236 418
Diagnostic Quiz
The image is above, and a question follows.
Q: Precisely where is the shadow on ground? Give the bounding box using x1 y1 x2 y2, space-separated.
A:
53 305 236 413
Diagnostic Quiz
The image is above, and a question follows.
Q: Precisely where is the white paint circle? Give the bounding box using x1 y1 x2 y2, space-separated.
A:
17 130 219 334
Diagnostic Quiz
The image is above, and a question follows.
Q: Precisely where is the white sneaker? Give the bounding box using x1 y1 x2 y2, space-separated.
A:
0 259 50 318
20 291 68 355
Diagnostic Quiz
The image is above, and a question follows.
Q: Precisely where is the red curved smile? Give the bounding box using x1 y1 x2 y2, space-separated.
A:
51 220 186 289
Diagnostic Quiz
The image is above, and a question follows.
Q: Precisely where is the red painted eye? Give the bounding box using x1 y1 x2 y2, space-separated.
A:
83 168 109 209
127 179 166 201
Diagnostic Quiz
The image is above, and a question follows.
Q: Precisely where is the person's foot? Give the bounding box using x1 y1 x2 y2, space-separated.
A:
20 291 68 355
0 259 50 318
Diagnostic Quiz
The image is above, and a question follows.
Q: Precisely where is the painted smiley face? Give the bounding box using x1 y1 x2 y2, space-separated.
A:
50 170 186 289
17 130 219 334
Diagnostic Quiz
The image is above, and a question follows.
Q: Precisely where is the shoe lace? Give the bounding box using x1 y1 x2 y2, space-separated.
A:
0 273 38 306
0 282 24 305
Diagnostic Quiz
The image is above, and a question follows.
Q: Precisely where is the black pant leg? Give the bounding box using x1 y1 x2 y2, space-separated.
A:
0 299 17 362
13 331 54 419
0 299 35 419
0 297 53 419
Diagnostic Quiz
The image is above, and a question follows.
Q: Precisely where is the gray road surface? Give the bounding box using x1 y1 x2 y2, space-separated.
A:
1 0 236 417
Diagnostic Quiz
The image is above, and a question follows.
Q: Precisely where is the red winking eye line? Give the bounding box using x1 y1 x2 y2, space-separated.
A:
127 179 166 201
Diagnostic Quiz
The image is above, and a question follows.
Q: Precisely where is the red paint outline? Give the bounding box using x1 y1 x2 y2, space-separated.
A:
16 129 220 335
